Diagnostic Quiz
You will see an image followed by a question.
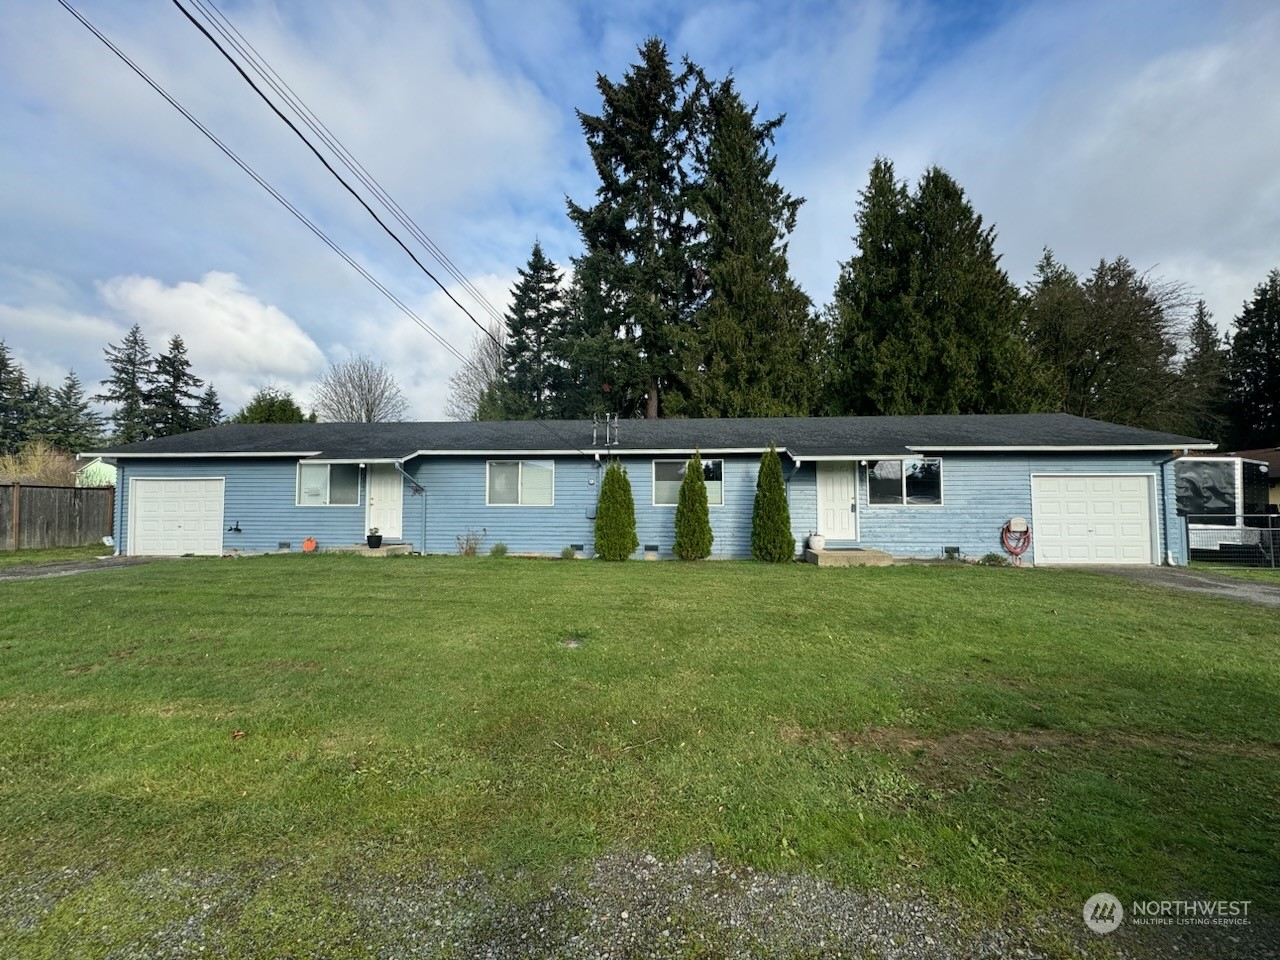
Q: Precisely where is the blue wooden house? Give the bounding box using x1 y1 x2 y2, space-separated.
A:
86 414 1214 565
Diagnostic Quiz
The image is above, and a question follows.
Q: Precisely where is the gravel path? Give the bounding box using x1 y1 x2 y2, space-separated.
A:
4 852 1276 959
1089 565 1280 607
0 555 156 582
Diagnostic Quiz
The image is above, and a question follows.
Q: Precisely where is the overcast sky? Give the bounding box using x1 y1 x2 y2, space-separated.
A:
2 0 1277 419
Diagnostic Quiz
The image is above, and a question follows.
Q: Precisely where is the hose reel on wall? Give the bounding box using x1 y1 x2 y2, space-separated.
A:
1002 517 1031 564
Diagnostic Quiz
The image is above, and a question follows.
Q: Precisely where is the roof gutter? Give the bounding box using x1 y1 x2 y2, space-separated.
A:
906 443 1218 452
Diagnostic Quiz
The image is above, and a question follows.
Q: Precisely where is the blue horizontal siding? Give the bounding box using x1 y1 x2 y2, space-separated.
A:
803 453 1184 565
116 458 374 555
112 450 1185 564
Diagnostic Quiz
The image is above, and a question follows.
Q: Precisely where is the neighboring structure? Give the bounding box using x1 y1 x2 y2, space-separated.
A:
1230 448 1279 509
84 414 1214 566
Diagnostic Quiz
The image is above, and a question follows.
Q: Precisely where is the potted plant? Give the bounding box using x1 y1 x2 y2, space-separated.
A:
366 527 382 549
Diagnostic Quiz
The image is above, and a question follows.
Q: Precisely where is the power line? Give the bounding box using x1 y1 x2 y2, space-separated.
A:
189 0 509 330
57 0 595 460
53 0 465 365
170 0 500 349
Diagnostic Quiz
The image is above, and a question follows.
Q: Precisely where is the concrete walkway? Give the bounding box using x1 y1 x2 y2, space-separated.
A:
1093 565 1280 607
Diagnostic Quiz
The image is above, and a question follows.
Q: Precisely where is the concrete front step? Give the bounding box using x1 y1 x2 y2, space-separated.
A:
319 543 413 557
803 546 894 567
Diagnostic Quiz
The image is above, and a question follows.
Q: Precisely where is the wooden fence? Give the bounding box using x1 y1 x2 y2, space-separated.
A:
0 484 115 551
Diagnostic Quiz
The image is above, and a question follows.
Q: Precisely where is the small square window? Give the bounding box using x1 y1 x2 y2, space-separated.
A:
653 458 724 506
487 460 555 506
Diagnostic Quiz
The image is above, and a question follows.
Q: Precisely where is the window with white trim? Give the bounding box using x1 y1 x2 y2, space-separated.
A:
867 457 942 505
296 463 360 506
653 458 724 506
487 460 554 506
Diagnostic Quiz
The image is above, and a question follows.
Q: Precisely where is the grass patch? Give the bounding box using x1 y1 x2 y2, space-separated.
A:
1 556 1277 949
1199 566 1280 583
0 544 105 568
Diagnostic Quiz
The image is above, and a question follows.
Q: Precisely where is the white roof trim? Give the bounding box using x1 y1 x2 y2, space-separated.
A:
905 443 1217 452
82 451 323 459
795 453 911 461
403 447 775 458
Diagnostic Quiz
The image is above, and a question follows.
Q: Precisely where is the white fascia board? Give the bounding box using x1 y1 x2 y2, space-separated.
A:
403 447 774 458
81 450 323 459
301 457 399 464
906 443 1218 453
796 453 911 461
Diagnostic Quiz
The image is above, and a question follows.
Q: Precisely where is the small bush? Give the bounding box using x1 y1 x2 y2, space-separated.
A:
456 528 486 557
489 542 508 558
674 450 713 561
594 461 638 561
561 545 576 560
752 443 795 562
978 552 1009 566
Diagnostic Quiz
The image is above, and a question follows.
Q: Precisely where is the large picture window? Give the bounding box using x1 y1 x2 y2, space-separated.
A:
296 463 360 506
653 458 724 506
487 460 554 506
867 458 942 505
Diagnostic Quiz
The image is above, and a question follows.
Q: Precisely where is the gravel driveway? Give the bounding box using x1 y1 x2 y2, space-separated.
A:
4 852 1276 959
1090 565 1280 607
0 555 155 582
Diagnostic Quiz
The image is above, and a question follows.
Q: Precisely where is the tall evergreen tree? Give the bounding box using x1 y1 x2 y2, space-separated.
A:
145 335 204 437
828 160 1043 415
1027 253 1190 432
1227 268 1280 448
568 38 703 419
195 384 225 429
96 324 154 443
679 79 818 417
0 342 31 453
1179 300 1228 442
497 242 569 419
48 371 105 452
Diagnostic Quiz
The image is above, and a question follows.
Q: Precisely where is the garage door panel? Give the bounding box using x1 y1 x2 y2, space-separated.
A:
131 479 224 556
1033 474 1153 566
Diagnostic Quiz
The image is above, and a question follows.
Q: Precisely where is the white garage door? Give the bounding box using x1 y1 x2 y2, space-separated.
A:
1032 474 1154 565
130 479 225 556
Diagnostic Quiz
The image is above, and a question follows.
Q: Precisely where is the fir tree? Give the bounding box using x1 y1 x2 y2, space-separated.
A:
195 385 225 428
1179 300 1228 442
828 160 1046 415
48 371 105 452
568 38 703 418
751 443 794 562
1227 268 1280 448
680 79 818 417
594 460 638 561
96 324 153 443
145 335 205 437
0 342 31 453
498 242 569 419
673 450 713 560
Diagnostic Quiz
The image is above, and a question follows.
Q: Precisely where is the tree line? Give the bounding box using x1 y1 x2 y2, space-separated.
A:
454 38 1279 451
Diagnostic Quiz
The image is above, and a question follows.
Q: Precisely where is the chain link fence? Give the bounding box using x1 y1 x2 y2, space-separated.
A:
1186 514 1279 568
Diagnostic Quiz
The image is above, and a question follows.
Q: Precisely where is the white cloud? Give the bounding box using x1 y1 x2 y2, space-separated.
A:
98 271 327 412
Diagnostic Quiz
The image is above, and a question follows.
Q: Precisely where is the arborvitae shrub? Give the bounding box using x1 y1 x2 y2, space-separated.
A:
674 450 714 560
752 443 795 562
594 460 638 561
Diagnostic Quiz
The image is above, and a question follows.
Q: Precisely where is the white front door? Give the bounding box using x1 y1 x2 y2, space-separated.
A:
1032 474 1155 565
817 461 857 540
365 464 403 539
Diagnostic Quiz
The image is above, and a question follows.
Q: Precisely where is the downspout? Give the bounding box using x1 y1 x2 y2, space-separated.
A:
393 460 426 554
786 456 803 553
1156 451 1185 566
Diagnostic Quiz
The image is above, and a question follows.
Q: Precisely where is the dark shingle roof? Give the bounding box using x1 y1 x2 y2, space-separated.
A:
86 414 1214 461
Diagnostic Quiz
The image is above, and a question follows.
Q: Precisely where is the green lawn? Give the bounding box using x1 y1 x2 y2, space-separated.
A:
0 544 105 568
1202 565 1280 583
1 555 1277 954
